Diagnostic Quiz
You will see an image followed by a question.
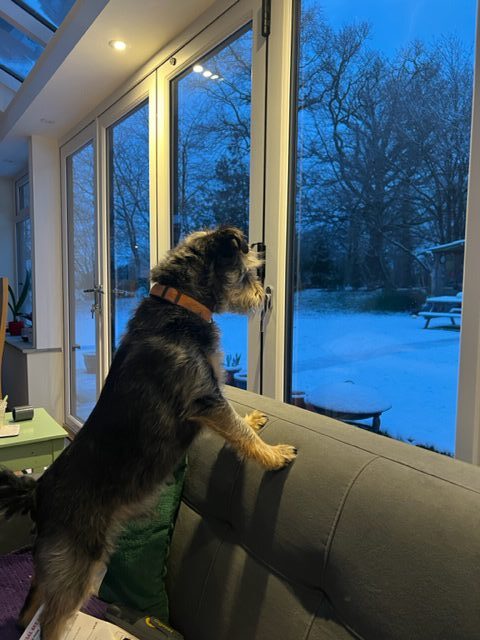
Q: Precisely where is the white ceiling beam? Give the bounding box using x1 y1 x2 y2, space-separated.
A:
0 0 53 46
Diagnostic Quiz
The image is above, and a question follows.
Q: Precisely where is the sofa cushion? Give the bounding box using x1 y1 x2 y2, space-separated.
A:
100 457 186 621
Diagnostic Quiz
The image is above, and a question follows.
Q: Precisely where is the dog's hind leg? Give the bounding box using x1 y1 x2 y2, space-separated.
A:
192 401 297 470
33 539 105 640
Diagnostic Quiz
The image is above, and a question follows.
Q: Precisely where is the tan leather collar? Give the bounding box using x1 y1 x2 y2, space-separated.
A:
150 283 213 323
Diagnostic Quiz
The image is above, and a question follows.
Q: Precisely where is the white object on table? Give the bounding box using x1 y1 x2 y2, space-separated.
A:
20 606 140 640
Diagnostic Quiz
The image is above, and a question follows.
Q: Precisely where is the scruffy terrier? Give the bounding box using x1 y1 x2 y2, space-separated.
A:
0 227 297 640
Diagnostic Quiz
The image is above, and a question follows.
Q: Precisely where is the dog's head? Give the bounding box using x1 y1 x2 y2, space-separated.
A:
151 227 265 314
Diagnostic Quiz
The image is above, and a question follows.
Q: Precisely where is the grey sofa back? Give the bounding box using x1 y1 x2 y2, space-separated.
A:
166 387 480 640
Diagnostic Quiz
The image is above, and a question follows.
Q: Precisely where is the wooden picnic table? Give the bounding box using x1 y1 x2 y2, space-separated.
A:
418 294 462 329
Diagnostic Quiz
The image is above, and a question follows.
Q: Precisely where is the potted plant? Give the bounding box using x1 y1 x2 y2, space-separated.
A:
8 271 31 336
224 353 242 385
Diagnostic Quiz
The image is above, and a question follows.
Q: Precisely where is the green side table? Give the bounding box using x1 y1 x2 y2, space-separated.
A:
0 408 68 473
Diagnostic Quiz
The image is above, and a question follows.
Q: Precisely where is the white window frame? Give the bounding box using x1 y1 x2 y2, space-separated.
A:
456 0 480 464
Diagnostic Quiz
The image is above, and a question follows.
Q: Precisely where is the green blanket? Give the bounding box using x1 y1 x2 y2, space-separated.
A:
99 458 186 621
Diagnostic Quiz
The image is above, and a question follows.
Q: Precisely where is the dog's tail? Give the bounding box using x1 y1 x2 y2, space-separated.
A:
0 468 37 520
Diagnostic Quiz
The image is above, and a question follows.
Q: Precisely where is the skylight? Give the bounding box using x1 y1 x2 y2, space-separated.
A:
12 0 76 32
0 0 77 112
0 16 44 82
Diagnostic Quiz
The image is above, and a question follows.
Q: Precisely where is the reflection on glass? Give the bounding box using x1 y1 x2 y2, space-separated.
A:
12 0 76 30
67 142 97 422
0 16 43 81
172 25 252 387
109 101 150 351
289 0 476 455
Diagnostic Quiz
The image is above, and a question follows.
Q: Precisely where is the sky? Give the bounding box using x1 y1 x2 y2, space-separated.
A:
304 0 478 57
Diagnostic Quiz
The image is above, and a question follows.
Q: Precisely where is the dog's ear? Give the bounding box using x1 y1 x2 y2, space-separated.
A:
211 228 249 264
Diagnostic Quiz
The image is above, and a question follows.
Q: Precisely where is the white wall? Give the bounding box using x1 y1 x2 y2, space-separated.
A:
0 177 15 304
29 135 63 349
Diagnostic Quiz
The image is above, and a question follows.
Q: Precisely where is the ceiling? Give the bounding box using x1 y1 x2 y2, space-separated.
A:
0 0 223 177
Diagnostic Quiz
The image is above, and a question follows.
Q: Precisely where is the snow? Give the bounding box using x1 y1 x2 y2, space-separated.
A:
291 295 459 454
71 291 459 455
307 381 391 414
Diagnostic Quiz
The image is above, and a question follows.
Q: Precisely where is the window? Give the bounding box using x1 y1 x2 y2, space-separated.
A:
12 0 76 31
15 176 32 319
0 16 43 81
171 25 253 387
66 141 97 423
287 0 476 455
108 100 150 351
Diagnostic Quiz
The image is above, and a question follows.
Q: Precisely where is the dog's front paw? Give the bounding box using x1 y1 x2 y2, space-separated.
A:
263 444 297 470
245 410 268 431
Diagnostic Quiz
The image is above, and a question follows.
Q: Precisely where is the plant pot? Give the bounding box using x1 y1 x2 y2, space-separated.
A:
224 366 241 385
233 372 248 390
8 321 24 336
83 353 97 374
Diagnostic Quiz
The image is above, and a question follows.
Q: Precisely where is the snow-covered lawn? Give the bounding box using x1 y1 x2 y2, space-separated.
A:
72 291 460 454
291 307 459 453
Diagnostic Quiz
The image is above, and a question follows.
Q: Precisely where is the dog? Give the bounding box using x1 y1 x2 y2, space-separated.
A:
0 226 297 640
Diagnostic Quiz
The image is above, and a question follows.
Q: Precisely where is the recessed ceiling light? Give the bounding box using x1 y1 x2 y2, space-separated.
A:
210 74 219 80
109 40 127 51
203 70 212 78
40 118 55 124
193 64 203 73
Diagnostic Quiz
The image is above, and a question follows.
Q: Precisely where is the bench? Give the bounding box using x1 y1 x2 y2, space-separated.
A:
418 309 461 329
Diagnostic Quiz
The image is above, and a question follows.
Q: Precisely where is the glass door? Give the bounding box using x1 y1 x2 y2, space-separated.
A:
160 0 267 391
98 75 156 373
107 100 151 352
64 129 100 425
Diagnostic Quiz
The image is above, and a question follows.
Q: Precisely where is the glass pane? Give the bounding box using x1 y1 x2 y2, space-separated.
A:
67 142 97 422
172 25 252 388
0 16 43 81
289 0 476 455
18 180 30 212
15 217 32 320
108 101 150 352
12 0 76 30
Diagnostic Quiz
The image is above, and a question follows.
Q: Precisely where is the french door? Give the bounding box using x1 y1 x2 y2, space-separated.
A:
157 0 268 391
62 125 100 425
63 78 156 431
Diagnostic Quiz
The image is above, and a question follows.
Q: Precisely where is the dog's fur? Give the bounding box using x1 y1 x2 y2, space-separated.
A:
0 227 296 640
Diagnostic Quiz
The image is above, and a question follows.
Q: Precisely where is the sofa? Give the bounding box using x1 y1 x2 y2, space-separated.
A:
167 387 480 640
2 387 480 639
